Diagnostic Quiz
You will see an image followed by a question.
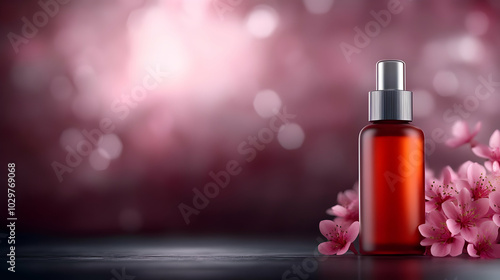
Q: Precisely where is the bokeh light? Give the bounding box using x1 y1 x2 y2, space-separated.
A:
245 5 279 38
278 123 306 150
97 134 123 160
303 0 335 15
89 149 111 171
253 89 282 118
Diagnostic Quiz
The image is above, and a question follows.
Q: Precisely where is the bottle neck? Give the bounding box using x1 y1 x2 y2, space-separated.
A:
368 90 413 121
371 120 411 125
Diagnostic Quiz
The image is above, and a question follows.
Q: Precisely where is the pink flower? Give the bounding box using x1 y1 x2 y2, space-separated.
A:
466 221 500 259
446 121 481 148
472 129 500 162
466 162 496 200
485 160 500 177
457 161 473 179
425 166 461 212
489 191 500 227
442 188 490 242
318 220 359 255
419 211 465 257
326 183 359 224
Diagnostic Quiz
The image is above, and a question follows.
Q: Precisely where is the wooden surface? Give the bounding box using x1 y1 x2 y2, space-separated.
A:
6 237 500 279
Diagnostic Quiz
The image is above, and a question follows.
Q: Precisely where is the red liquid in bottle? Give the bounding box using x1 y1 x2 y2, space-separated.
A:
359 121 425 254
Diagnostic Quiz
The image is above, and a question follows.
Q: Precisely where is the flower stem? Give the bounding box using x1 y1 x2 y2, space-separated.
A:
349 243 358 255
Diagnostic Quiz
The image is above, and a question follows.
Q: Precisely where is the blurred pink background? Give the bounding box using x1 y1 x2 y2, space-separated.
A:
1 0 500 236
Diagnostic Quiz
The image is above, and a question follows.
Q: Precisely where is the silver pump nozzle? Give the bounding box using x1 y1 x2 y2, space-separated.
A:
369 59 412 121
376 60 405 91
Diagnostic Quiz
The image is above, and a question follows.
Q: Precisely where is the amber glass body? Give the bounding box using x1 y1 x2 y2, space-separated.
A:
359 120 425 254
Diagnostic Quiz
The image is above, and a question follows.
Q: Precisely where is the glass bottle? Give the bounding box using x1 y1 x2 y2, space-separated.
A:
359 60 425 254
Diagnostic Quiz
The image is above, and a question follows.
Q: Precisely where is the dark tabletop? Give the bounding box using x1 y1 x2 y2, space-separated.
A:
3 236 500 280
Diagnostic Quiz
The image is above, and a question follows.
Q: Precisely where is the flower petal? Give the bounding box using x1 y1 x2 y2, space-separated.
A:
418 224 435 238
420 238 435 246
490 244 500 259
449 236 465 257
461 226 478 243
467 244 479 258
318 241 339 255
344 190 358 202
494 161 500 172
489 130 500 149
336 242 350 255
431 242 451 257
326 208 334 216
474 198 491 219
446 219 461 236
457 161 473 179
428 210 446 226
454 180 469 192
330 205 348 217
490 191 500 213
493 214 500 227
472 144 491 159
319 220 336 239
425 201 437 213
484 161 493 172
441 166 454 184
345 221 360 243
337 192 349 206
467 162 486 187
425 187 437 199
446 138 464 148
333 217 348 225
480 250 497 259
472 122 482 135
442 201 459 220
457 160 472 179
479 221 499 242
456 188 472 207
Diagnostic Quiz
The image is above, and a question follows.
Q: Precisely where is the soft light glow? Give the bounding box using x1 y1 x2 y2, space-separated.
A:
245 5 279 38
253 89 282 118
433 71 459 96
97 134 123 160
303 0 334 14
457 36 484 63
127 7 191 80
89 149 111 171
278 123 305 150
465 11 489 36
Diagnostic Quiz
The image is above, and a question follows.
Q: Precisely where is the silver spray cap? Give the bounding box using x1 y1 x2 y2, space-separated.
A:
369 60 412 121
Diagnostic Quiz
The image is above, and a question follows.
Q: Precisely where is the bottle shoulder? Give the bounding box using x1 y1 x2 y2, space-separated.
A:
359 122 424 138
